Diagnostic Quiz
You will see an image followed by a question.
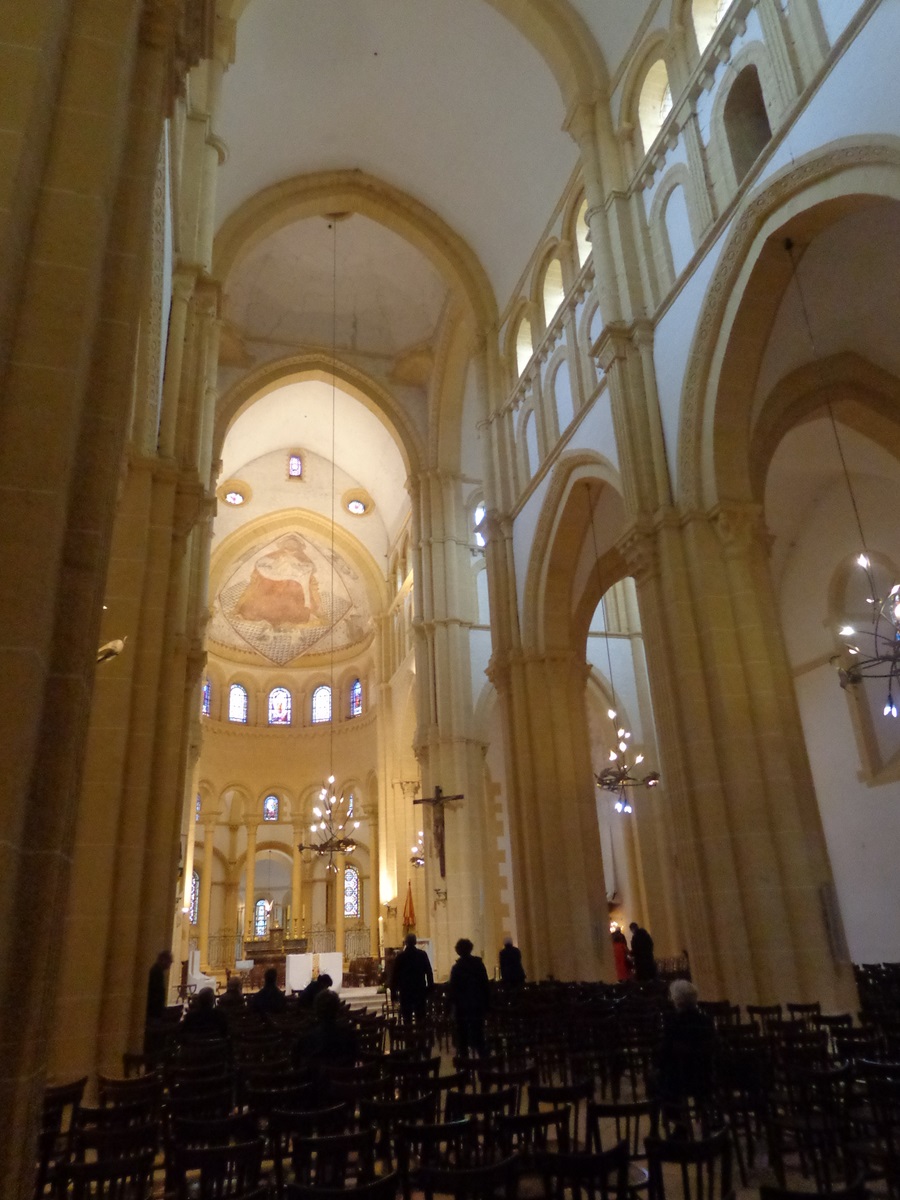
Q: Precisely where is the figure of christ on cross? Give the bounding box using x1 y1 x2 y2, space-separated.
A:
413 786 464 879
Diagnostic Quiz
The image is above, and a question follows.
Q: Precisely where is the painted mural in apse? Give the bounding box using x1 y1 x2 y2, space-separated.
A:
210 531 371 665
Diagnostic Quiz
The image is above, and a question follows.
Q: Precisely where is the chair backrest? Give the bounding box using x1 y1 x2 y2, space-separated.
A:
291 1128 377 1187
530 1080 594 1151
35 1077 89 1200
759 1185 866 1200
287 1172 401 1200
72 1123 160 1164
58 1150 156 1200
445 1087 517 1128
645 1129 734 1200
533 1141 630 1200
269 1105 352 1192
96 1075 162 1110
498 1107 572 1160
587 1099 659 1162
417 1155 520 1200
169 1113 257 1148
172 1138 264 1200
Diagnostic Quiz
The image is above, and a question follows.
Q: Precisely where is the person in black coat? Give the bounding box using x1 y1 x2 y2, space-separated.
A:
655 979 716 1133
448 938 490 1057
391 933 434 1024
498 937 525 987
629 921 657 980
250 966 287 1016
144 949 173 1057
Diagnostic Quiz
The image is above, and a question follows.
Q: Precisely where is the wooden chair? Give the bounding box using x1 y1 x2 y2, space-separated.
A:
171 1138 265 1200
478 1066 537 1115
416 1156 520 1200
286 1173 400 1200
34 1076 88 1200
645 1130 734 1200
445 1088 518 1160
396 1118 476 1200
534 1141 630 1200
71 1121 160 1165
530 1080 594 1151
497 1107 572 1166
96 1075 162 1110
359 1091 439 1163
587 1098 659 1196
269 1105 352 1194
56 1149 156 1200
291 1128 377 1188
760 1185 867 1200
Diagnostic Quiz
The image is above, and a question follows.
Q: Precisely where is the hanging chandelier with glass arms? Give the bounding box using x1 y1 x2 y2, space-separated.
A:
298 776 360 873
594 711 661 814
834 561 900 718
409 829 425 869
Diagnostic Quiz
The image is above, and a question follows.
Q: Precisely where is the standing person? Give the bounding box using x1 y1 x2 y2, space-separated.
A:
448 938 491 1057
392 933 434 1024
629 921 657 980
498 937 525 987
611 928 631 981
144 949 173 1057
655 980 717 1134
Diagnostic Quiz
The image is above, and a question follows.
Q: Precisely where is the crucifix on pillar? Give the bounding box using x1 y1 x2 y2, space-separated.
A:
413 786 464 878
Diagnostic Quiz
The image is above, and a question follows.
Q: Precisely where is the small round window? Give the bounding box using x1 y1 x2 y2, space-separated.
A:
347 499 367 515
225 491 245 506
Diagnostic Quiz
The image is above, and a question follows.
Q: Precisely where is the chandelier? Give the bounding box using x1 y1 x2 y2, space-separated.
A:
783 239 900 720
834 565 900 718
298 775 360 872
595 710 661 813
585 483 661 814
409 829 425 869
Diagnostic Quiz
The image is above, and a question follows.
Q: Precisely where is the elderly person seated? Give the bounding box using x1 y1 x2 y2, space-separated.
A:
655 980 717 1135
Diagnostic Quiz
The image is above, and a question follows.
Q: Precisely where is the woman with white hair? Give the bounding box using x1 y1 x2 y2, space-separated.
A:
655 979 717 1133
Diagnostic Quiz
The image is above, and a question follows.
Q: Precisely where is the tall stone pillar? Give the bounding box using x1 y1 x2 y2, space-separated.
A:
334 868 346 964
244 826 257 944
619 505 856 1007
291 828 303 938
198 818 216 970
488 650 615 982
409 470 492 974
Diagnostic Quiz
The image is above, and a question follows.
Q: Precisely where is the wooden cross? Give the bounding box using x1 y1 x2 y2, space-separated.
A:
413 786 464 879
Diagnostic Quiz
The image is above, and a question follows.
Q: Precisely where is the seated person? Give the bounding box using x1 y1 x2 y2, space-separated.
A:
250 966 287 1016
655 980 716 1128
180 987 229 1039
298 988 358 1065
296 972 332 1008
217 976 244 1011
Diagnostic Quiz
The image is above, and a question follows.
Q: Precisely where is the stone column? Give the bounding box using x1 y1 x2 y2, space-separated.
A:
618 506 856 1008
198 818 216 970
488 650 615 982
244 826 257 944
291 827 303 938
334 868 346 964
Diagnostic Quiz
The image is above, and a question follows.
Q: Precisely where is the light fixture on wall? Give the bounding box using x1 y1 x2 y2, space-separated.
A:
297 215 360 869
585 484 661 813
784 239 900 719
410 829 426 869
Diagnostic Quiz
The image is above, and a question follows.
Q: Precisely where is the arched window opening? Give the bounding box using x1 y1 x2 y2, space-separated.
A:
288 453 302 478
542 258 565 325
201 677 211 717
473 502 486 549
575 200 591 267
638 59 673 153
515 316 533 377
254 898 269 937
693 0 729 53
349 678 363 718
312 685 332 724
195 794 201 823
189 870 200 925
344 865 360 918
229 683 248 723
263 794 279 822
268 686 291 725
347 792 355 818
724 65 771 184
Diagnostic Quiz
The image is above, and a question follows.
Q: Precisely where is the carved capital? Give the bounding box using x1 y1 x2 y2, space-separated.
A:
710 502 769 558
592 321 634 372
617 520 660 585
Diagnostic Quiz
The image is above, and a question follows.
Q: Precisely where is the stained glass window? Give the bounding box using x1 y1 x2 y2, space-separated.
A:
344 865 360 918
347 792 354 818
229 683 248 723
268 686 291 725
201 677 211 716
263 794 279 822
254 898 269 937
195 794 201 823
288 454 302 478
350 678 362 717
189 870 200 924
474 503 486 548
312 685 332 724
